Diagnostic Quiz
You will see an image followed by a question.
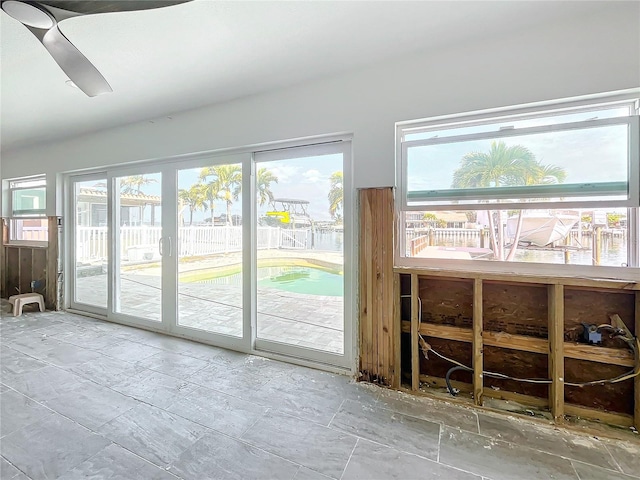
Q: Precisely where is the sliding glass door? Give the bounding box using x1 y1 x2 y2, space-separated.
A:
112 171 164 323
67 140 352 368
175 159 245 340
70 174 108 313
253 142 352 366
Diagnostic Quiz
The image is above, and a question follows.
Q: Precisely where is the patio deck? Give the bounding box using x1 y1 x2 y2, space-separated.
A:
75 250 344 354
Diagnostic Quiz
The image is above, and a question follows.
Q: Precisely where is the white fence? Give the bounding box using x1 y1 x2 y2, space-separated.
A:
9 224 48 242
75 226 311 263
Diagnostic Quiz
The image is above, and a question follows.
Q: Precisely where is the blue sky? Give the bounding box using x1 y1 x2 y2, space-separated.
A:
407 124 628 192
406 106 630 193
174 153 343 223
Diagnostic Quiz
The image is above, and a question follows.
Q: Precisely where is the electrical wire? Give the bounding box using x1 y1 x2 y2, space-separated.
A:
408 294 639 392
418 333 640 395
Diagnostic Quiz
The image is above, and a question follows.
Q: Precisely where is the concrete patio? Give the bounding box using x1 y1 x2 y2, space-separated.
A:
74 250 344 354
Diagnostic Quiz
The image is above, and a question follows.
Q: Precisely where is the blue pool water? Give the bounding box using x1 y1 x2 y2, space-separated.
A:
258 266 343 297
193 265 343 296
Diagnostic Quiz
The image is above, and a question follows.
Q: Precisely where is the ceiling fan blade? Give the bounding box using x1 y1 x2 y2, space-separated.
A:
36 25 112 96
1 0 190 96
38 1 192 16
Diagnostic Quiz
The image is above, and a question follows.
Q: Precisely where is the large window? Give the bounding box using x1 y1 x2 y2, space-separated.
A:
397 92 640 272
7 176 48 243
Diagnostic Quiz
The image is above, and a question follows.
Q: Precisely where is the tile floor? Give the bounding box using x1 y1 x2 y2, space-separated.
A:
1 311 639 480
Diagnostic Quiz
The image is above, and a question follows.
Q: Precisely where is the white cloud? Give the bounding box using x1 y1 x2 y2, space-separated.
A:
269 165 300 183
302 169 322 183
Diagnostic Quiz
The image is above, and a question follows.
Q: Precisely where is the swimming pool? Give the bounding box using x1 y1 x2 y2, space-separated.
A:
182 263 343 297
258 266 343 296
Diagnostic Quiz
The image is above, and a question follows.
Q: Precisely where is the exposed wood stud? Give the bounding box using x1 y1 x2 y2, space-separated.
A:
371 189 380 382
411 273 419 391
393 266 640 291
419 375 549 407
359 190 372 378
381 189 388 384
19 248 33 295
548 284 565 423
392 273 401 388
417 375 634 427
384 191 394 385
400 321 635 367
473 278 483 405
564 404 634 428
2 217 61 311
358 188 394 384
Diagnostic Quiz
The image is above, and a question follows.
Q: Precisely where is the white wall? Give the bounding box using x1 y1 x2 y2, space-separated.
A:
1 6 639 215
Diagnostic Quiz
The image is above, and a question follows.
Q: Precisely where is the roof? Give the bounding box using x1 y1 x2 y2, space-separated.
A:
272 198 310 205
78 187 161 204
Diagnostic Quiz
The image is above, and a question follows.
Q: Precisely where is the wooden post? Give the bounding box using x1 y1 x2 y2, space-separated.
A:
548 284 565 423
371 190 380 383
564 250 571 265
593 226 602 266
473 278 483 406
392 273 401 389
359 190 372 380
411 273 420 391
635 292 640 431
428 228 435 247
358 188 394 385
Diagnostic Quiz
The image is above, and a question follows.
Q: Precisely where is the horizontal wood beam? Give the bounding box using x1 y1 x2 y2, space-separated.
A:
419 374 549 408
393 267 640 291
564 404 634 428
402 321 634 367
417 374 633 426
564 343 635 368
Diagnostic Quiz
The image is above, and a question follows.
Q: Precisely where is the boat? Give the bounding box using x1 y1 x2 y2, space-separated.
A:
506 213 579 247
264 198 313 228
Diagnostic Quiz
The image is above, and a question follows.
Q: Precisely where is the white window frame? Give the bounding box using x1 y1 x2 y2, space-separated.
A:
9 175 47 216
395 90 640 279
6 175 48 246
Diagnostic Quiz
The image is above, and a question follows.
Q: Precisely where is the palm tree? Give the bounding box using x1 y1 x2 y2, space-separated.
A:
200 165 242 225
257 167 278 207
201 181 219 225
452 141 566 261
178 184 208 226
119 175 157 194
328 171 344 221
116 175 158 225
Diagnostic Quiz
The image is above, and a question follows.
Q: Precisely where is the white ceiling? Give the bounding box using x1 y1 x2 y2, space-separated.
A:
0 0 616 152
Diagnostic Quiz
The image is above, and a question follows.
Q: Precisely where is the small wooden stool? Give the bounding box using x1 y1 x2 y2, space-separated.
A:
8 293 45 317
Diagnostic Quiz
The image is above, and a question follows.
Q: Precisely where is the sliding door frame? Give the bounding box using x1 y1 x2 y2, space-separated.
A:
63 134 354 372
106 163 167 331
66 171 109 317
252 141 354 369
168 152 252 353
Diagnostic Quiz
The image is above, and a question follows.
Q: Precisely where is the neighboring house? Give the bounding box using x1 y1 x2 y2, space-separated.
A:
76 188 161 227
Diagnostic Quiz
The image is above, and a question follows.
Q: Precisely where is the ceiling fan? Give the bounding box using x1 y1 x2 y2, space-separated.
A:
1 1 191 96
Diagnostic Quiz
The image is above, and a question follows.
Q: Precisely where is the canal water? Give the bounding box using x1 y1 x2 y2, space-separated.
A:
412 231 629 267
292 229 629 267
